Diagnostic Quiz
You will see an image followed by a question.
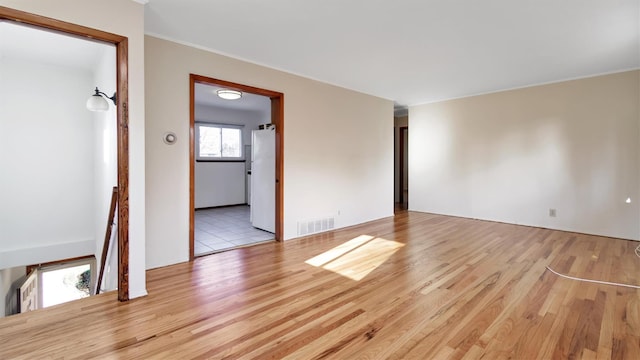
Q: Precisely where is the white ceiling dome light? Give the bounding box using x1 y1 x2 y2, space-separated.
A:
217 89 242 100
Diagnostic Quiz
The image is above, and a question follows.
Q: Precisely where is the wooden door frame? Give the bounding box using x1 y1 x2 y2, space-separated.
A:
0 6 130 301
399 126 408 205
189 74 284 260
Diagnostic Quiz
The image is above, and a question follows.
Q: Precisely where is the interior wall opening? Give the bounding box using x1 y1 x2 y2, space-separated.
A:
394 113 409 211
0 6 130 307
193 83 274 255
189 75 284 260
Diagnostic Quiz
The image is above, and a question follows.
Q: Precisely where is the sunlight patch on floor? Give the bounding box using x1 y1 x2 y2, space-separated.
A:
305 235 374 267
305 235 405 281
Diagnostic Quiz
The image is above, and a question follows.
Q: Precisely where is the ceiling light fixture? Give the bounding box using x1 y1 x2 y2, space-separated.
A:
217 89 242 100
86 87 117 111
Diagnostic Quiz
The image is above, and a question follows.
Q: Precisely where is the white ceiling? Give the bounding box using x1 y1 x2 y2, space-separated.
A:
0 21 111 71
195 82 271 114
144 0 639 109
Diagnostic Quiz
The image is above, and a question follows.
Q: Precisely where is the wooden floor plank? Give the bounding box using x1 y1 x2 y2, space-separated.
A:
1 211 639 359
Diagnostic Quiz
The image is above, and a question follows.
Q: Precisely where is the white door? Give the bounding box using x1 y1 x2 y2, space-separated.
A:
251 127 275 233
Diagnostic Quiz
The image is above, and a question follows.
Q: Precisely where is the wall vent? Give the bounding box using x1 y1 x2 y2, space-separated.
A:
297 216 335 236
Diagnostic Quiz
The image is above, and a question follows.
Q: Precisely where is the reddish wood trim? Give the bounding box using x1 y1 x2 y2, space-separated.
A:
394 126 398 204
189 74 284 260
0 6 130 301
191 74 282 98
0 6 125 43
399 126 408 205
272 96 284 242
189 75 196 261
116 38 130 302
26 255 96 275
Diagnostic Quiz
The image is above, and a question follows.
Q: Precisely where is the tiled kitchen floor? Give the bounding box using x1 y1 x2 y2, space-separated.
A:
194 205 274 256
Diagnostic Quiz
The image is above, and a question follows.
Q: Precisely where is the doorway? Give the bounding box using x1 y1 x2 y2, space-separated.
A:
189 74 284 260
395 112 409 211
399 126 408 210
0 6 130 301
192 82 274 255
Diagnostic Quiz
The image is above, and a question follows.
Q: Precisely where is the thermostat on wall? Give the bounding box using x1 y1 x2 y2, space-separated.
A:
163 132 177 145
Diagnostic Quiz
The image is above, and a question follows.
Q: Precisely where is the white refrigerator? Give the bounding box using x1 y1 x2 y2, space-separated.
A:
250 127 275 233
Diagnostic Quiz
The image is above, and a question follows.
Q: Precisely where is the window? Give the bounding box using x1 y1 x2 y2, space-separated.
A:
196 123 243 160
40 261 93 308
20 256 96 312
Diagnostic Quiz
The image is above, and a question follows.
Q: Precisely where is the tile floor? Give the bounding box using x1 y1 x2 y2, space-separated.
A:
194 205 274 256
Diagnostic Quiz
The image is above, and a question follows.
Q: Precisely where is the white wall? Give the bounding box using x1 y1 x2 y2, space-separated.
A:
0 57 96 268
194 105 266 208
145 36 394 269
0 0 148 298
195 163 246 208
92 45 118 292
0 266 25 317
409 70 640 240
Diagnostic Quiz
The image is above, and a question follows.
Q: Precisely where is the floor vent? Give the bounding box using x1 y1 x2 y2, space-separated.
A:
297 217 335 236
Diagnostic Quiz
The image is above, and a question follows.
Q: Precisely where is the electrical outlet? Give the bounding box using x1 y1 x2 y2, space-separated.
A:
549 208 556 217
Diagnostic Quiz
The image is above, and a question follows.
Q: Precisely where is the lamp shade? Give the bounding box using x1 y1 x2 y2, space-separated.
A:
86 94 109 111
217 89 242 100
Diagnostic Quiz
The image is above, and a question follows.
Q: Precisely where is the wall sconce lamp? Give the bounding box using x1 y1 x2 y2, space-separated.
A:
86 87 117 111
217 89 242 100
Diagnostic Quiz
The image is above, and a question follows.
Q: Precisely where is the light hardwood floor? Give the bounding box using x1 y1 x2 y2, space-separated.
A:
1 211 639 359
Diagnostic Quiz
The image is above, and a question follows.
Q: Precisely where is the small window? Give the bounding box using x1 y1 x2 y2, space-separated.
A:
196 123 243 160
22 256 96 312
